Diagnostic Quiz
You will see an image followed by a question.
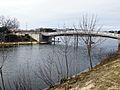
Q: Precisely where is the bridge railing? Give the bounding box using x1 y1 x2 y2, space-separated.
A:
42 30 120 39
14 30 120 40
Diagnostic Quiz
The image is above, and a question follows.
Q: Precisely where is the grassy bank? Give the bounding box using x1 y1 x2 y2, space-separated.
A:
0 41 38 45
49 52 120 90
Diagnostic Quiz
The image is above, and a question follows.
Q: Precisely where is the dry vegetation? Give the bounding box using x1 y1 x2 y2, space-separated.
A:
48 52 120 90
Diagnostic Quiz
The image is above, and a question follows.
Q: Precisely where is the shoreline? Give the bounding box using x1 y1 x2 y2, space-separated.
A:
0 41 51 46
0 41 50 45
48 51 120 90
0 42 39 48
0 41 38 45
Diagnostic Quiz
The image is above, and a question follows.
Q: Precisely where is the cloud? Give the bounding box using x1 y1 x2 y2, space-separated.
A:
0 0 120 29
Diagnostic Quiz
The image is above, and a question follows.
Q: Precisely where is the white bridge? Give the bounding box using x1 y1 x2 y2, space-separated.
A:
42 30 120 39
13 30 120 43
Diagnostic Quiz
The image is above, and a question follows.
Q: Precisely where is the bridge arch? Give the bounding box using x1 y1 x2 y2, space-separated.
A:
41 31 120 41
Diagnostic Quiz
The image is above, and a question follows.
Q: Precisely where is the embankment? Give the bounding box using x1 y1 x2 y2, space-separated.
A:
49 52 120 90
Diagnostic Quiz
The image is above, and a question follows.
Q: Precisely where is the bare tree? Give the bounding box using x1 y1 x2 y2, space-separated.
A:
57 28 73 79
79 15 104 69
0 16 19 30
0 46 8 90
7 61 36 90
35 41 73 88
7 70 33 90
0 15 19 90
35 55 58 88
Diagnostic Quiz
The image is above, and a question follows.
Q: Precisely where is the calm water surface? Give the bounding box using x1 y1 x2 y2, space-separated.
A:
0 38 118 89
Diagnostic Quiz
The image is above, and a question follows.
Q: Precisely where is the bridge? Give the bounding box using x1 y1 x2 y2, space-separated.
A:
13 29 120 44
42 30 120 39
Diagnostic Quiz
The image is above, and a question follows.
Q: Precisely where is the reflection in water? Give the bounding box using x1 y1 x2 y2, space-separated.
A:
0 38 118 89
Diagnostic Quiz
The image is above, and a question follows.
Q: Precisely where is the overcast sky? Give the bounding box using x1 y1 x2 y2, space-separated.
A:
0 0 120 30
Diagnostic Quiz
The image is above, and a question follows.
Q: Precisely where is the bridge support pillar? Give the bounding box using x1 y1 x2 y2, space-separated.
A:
77 34 78 48
53 36 55 45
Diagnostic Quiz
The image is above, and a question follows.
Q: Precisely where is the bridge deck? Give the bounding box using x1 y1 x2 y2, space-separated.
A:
41 31 120 39
13 30 120 41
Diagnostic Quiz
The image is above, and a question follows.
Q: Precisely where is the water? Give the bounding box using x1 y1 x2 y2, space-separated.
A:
0 38 118 89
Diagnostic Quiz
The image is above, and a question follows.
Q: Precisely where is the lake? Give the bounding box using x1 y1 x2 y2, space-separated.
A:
0 37 118 90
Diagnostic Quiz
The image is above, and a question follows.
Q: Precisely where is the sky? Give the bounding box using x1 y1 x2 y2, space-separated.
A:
0 0 120 30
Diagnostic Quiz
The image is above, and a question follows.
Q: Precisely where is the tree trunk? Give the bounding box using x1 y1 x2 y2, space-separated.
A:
0 69 5 90
88 36 93 69
65 51 69 78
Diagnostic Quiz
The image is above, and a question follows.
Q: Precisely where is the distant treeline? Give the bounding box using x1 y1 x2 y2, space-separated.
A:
0 27 36 42
4 34 36 42
108 30 120 34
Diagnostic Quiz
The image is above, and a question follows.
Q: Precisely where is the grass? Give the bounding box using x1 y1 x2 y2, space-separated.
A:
48 52 120 90
0 41 38 45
